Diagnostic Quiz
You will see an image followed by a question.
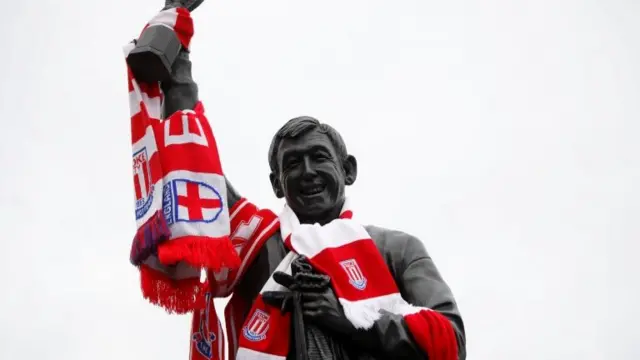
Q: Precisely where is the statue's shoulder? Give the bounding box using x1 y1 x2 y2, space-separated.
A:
364 224 428 259
364 224 421 244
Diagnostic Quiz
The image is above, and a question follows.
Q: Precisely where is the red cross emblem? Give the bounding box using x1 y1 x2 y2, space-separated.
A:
173 179 223 223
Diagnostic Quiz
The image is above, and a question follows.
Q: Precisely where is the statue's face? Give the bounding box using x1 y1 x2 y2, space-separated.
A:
273 129 351 223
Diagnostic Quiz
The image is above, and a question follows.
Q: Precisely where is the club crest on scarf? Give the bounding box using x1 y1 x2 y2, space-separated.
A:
133 147 155 219
340 259 367 290
192 293 217 359
162 179 224 225
242 309 270 342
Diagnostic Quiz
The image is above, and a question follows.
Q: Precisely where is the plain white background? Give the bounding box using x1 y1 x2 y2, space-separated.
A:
1 0 638 359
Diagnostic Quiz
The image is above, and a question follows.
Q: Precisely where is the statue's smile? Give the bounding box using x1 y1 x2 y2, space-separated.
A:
299 183 326 196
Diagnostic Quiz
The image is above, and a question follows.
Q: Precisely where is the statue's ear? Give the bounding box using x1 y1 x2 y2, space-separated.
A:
269 172 285 198
343 155 358 186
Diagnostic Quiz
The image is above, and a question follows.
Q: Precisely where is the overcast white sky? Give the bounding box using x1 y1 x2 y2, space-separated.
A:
1 0 638 359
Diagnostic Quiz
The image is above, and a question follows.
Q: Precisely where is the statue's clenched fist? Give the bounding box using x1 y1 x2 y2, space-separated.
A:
163 0 205 11
127 0 205 83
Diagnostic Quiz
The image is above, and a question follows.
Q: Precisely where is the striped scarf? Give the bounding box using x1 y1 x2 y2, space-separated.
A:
125 7 239 314
235 200 458 360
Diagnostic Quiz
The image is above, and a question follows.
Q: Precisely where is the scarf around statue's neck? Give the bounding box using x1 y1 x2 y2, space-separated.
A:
235 199 457 360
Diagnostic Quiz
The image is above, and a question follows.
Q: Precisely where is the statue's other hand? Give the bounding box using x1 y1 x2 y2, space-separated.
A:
272 271 295 289
262 290 294 314
301 288 356 336
272 269 331 293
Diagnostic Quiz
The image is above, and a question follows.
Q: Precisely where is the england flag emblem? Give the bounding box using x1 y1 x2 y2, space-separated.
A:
340 259 367 290
132 147 154 220
242 309 270 342
172 179 223 223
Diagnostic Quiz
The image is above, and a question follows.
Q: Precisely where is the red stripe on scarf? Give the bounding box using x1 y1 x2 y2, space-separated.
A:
173 7 194 49
307 239 399 301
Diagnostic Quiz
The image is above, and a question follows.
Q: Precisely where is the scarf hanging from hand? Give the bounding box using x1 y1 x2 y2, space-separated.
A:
235 200 458 360
124 7 239 314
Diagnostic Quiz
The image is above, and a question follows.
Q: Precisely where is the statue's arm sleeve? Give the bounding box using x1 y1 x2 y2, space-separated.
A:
161 50 242 210
362 235 467 359
161 50 198 117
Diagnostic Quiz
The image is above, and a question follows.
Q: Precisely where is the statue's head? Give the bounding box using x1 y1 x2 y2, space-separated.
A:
268 116 358 224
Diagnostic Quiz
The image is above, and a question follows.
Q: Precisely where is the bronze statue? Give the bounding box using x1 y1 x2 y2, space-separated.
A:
126 5 466 360
177 52 465 360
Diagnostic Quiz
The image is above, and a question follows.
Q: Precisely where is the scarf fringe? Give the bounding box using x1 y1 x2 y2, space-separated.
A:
140 264 207 314
157 235 241 270
339 293 423 329
130 211 240 272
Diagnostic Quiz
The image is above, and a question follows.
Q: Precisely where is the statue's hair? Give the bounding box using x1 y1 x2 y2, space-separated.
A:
268 116 348 173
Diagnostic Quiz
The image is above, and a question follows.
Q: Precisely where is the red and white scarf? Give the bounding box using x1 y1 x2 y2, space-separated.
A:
235 200 458 360
125 7 239 314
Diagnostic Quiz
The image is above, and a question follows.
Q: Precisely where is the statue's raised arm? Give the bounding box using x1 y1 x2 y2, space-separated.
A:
128 0 243 208
124 3 245 317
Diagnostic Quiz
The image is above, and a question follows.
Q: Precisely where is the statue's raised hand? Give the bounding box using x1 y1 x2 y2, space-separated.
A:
127 0 205 83
164 0 205 11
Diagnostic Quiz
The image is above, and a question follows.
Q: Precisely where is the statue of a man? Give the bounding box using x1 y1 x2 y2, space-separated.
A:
140 9 466 360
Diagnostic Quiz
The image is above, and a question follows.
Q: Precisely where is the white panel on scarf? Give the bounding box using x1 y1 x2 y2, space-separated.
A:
287 220 371 259
147 8 179 30
339 293 429 329
236 347 286 360
128 85 163 120
278 201 370 259
162 170 230 240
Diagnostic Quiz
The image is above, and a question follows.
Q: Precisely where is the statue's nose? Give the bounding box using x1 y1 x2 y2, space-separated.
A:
301 157 317 177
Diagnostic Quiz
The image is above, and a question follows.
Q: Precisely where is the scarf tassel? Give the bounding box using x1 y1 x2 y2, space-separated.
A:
157 234 240 270
130 209 240 270
139 264 207 314
339 294 422 329
131 210 240 314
